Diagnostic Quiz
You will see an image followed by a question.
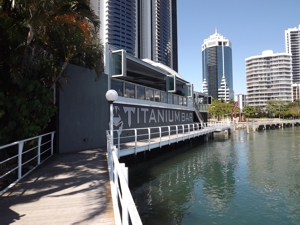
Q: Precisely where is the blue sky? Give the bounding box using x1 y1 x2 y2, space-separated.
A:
177 0 300 95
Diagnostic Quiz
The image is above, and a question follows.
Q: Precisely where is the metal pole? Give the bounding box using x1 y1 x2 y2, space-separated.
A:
110 102 114 146
38 136 42 165
18 141 24 179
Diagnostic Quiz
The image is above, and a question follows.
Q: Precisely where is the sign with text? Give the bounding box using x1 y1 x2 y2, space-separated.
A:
110 103 194 132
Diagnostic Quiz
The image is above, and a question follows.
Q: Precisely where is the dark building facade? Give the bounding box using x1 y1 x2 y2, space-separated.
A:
93 0 178 71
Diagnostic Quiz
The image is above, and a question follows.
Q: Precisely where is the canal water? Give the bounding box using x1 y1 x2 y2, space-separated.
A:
129 127 300 225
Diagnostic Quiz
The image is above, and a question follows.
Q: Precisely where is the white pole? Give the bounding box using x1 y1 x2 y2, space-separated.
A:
110 103 114 146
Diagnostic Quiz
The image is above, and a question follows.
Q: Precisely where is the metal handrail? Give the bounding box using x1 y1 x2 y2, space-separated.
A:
106 135 143 225
105 121 230 224
193 100 205 123
108 121 230 156
0 132 55 196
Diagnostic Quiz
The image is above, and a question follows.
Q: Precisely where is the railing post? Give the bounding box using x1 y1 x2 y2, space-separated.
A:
121 163 129 225
114 152 118 206
159 127 161 147
38 136 42 165
51 132 55 155
148 128 151 151
18 141 24 179
176 125 178 143
134 129 137 155
168 126 171 144
192 124 195 137
118 130 121 159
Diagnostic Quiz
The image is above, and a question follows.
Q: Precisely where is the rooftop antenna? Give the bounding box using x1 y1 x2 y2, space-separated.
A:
215 27 218 34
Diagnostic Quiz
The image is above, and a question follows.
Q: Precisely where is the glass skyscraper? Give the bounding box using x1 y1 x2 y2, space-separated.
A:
138 0 178 71
92 0 178 71
202 31 234 100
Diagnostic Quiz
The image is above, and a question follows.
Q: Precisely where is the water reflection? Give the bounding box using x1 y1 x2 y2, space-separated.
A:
130 134 236 224
130 128 300 225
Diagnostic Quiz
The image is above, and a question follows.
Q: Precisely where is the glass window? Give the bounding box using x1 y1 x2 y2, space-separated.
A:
111 79 123 97
111 49 126 77
168 94 173 104
146 88 154 101
137 86 145 100
167 75 176 92
174 95 179 105
154 90 161 102
161 92 167 103
183 97 187 106
125 83 135 98
179 96 183 105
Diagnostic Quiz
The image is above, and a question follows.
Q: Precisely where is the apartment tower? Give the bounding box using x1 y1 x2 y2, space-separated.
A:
202 31 234 101
92 0 178 71
246 50 292 108
285 25 300 83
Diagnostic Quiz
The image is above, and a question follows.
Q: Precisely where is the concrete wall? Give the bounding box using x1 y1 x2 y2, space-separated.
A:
57 64 109 153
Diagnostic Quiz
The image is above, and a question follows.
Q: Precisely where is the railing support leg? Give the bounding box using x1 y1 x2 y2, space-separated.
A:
159 127 161 148
121 163 129 225
38 136 42 165
134 129 137 155
51 132 55 155
18 141 24 179
117 131 121 159
148 128 151 151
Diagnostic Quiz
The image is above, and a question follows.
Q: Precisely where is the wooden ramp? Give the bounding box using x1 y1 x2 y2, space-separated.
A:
0 149 115 225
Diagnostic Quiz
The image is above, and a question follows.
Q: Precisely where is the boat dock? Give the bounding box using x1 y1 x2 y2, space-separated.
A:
232 119 300 132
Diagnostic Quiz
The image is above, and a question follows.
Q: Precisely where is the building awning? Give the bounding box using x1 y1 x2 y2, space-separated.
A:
114 50 189 89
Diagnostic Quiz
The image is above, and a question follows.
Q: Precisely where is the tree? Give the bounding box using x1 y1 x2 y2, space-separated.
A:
243 105 256 121
286 101 300 119
0 0 104 145
266 99 287 118
208 99 234 121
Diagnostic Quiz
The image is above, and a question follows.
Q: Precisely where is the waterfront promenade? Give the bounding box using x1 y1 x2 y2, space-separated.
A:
0 149 115 225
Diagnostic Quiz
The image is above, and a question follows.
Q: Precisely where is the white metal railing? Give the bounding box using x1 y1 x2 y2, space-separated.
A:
206 121 231 127
105 121 230 224
113 123 202 153
109 121 230 155
0 132 55 195
106 135 143 225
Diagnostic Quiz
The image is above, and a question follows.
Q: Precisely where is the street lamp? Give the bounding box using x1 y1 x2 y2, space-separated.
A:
106 89 118 146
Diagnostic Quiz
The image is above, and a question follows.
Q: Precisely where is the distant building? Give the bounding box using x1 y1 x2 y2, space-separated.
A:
246 50 293 108
285 25 300 83
292 83 300 101
202 30 234 101
91 0 178 71
234 94 247 112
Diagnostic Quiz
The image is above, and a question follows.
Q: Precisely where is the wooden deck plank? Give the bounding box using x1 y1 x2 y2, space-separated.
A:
0 149 115 225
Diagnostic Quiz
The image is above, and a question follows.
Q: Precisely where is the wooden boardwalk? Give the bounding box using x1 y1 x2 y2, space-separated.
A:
0 149 115 225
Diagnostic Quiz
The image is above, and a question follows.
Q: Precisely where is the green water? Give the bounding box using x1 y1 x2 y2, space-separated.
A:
129 127 300 225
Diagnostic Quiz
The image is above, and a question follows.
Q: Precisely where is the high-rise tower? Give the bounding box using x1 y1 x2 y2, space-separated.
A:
285 25 300 83
246 50 292 108
202 31 234 100
91 0 178 71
